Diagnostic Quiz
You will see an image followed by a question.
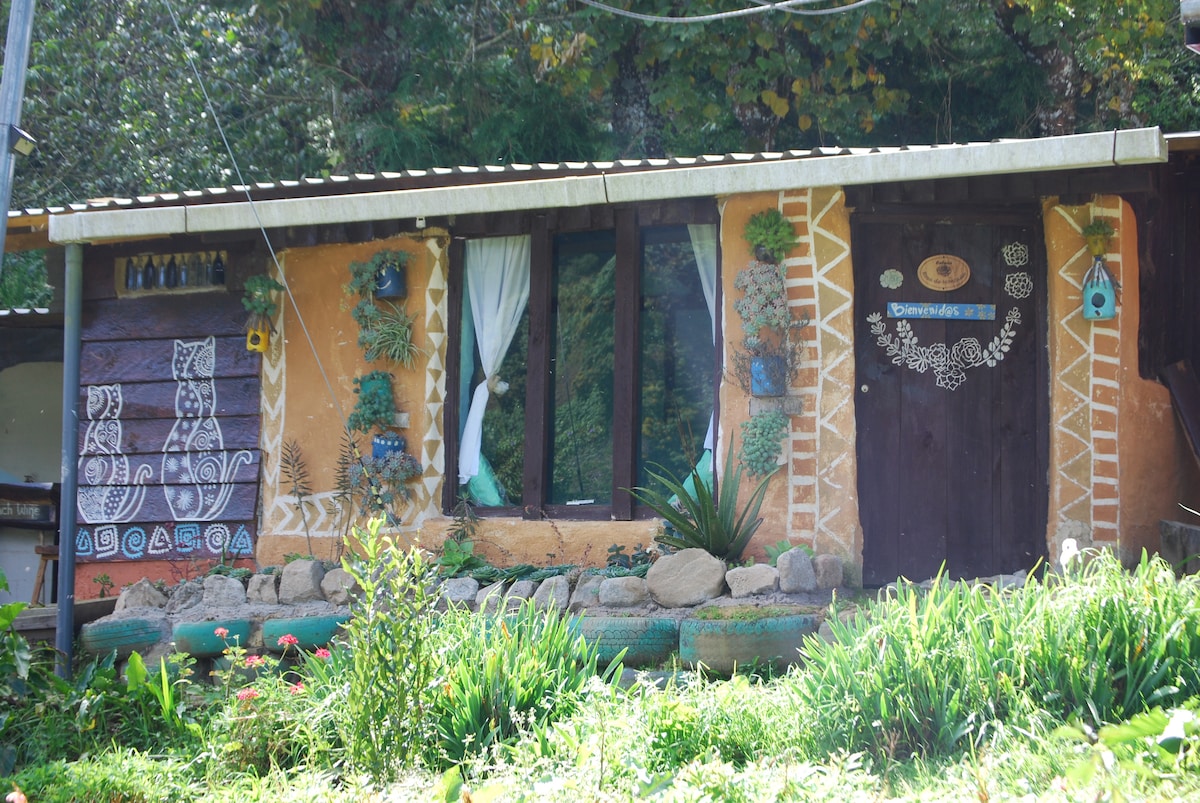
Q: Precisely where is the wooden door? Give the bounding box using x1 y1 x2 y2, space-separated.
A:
853 215 1048 585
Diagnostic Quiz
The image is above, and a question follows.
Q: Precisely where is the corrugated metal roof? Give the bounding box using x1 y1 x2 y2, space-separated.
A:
3 142 982 222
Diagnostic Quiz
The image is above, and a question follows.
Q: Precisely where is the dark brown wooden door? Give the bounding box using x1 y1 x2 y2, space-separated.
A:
853 215 1048 585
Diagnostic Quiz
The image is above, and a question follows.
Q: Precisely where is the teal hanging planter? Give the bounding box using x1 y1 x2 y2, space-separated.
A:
750 355 787 397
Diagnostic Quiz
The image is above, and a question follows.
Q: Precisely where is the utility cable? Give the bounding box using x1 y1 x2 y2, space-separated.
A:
160 1 395 525
575 0 880 23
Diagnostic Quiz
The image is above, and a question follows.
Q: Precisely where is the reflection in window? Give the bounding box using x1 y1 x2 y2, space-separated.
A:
639 226 714 489
549 231 616 506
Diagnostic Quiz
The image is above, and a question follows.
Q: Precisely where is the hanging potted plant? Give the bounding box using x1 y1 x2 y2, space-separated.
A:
350 299 424 368
346 369 409 459
1081 219 1115 258
242 273 284 352
346 249 409 300
733 258 793 396
743 208 798 264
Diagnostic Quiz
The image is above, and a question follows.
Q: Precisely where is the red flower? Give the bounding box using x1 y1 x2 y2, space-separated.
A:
288 682 305 694
245 655 265 668
277 633 299 647
213 627 229 639
314 647 331 659
236 687 260 701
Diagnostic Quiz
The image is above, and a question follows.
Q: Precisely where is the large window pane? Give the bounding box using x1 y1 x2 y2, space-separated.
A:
639 226 714 488
549 231 615 506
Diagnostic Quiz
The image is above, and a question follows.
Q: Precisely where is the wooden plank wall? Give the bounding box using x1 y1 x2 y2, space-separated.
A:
74 248 262 563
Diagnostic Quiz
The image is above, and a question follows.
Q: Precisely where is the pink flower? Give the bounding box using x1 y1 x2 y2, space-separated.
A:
236 687 260 701
244 655 266 668
7 787 28 803
314 647 331 659
213 627 229 639
277 633 299 648
288 682 305 694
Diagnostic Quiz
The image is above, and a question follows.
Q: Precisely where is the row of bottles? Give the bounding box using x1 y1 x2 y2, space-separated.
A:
124 252 226 292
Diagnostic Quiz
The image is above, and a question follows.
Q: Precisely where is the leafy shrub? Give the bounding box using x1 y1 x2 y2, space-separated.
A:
331 517 438 780
426 598 618 766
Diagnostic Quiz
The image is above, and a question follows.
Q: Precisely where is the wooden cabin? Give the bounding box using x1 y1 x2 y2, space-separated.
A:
1 126 1197 602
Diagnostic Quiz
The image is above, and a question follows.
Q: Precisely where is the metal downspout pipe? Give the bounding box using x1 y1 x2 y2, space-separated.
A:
55 242 82 678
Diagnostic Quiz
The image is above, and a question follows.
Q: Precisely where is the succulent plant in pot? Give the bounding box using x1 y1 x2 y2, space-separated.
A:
346 249 409 299
733 260 790 341
743 208 797 264
242 273 284 351
1082 218 1115 257
351 299 423 368
347 370 397 435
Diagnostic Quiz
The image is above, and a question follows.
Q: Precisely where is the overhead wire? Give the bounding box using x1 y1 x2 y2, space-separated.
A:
160 0 395 523
574 0 881 23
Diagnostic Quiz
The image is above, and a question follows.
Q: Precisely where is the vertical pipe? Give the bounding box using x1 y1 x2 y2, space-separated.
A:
0 0 37 273
55 242 82 678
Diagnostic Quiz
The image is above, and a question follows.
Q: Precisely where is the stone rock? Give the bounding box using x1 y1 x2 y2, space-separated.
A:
533 574 570 613
569 574 604 613
320 568 358 605
598 576 650 607
777 549 817 593
477 580 508 614
812 554 843 590
505 580 537 611
818 620 836 643
246 574 279 604
439 577 480 611
164 579 204 613
279 559 326 604
726 564 778 598
115 578 168 611
203 574 247 607
647 549 726 608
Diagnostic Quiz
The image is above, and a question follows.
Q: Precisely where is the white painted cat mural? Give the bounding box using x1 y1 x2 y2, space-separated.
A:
77 383 153 524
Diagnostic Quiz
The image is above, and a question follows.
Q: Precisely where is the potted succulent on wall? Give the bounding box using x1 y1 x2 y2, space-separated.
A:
1082 218 1115 257
242 273 284 352
347 370 403 454
734 209 805 396
346 249 409 300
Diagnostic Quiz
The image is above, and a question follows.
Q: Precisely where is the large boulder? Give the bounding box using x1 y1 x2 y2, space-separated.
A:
646 549 726 608
246 573 279 604
812 554 843 590
320 568 358 605
115 578 168 611
203 574 247 607
598 576 650 608
279 559 326 604
726 564 778 598
532 574 570 613
438 577 480 611
569 574 604 613
778 549 818 593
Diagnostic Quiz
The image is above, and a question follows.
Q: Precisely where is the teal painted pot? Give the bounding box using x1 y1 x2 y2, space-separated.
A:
679 614 819 675
172 619 251 658
577 616 680 669
80 617 168 659
261 614 348 653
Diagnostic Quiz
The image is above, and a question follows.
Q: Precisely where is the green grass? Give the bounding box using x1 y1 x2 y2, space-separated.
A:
8 547 1200 801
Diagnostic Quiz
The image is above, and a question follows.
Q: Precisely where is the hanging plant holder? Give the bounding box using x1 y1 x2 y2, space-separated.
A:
245 311 273 353
374 256 407 299
372 431 408 459
750 354 787 397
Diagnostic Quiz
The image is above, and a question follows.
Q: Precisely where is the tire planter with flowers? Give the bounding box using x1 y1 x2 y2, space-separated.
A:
172 618 252 658
261 614 348 653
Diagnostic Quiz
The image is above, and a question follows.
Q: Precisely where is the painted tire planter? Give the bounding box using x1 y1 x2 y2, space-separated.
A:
80 616 169 659
577 617 680 668
679 614 819 675
172 619 251 658
261 614 347 653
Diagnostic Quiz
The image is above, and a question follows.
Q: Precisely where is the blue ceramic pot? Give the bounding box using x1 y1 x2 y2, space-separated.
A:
750 355 787 396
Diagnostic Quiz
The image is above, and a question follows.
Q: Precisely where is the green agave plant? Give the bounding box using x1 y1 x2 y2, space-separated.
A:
629 438 778 562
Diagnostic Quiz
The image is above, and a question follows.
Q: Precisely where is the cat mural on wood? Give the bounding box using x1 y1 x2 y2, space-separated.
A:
77 383 153 524
161 336 253 521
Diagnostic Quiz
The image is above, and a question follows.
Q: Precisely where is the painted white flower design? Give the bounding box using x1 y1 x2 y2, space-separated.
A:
1005 272 1033 300
880 269 904 289
1002 242 1029 268
867 308 1022 391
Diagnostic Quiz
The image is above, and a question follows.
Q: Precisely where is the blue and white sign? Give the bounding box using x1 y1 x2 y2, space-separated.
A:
887 302 996 321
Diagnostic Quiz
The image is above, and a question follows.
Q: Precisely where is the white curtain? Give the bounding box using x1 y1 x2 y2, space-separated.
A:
688 224 718 450
457 235 531 484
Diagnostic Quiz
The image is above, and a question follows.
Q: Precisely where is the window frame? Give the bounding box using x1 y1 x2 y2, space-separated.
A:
443 199 721 520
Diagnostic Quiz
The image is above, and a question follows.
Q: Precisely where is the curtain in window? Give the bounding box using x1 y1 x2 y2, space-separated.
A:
457 235 531 485
688 224 718 452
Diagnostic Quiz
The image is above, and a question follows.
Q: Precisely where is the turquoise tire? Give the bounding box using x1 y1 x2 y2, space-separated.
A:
261 614 347 653
577 616 680 669
80 617 168 659
172 619 252 658
678 614 819 675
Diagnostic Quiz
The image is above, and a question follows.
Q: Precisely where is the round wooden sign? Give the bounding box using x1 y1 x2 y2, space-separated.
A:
917 254 970 292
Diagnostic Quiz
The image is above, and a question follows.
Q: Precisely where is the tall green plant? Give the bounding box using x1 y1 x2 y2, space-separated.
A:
334 517 437 779
427 598 618 767
629 438 777 563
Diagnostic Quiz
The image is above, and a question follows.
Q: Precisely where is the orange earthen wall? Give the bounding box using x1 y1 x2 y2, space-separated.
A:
1043 196 1182 565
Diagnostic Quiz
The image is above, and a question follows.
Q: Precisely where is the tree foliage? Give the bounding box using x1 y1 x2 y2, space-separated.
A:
2 0 1197 205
